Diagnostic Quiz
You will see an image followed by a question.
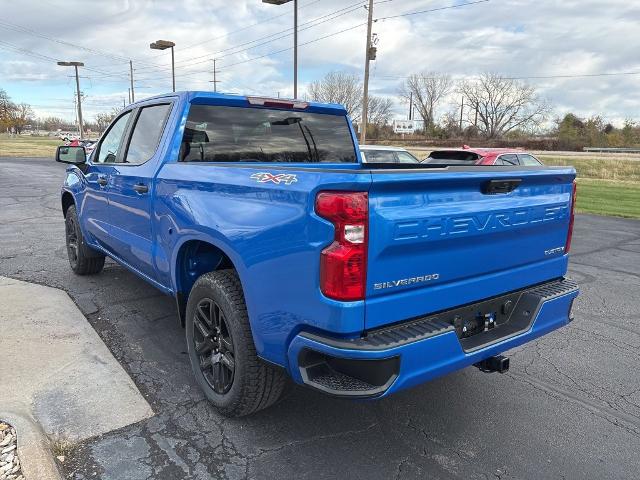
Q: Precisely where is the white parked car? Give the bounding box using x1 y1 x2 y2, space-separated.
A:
359 145 420 164
57 132 80 142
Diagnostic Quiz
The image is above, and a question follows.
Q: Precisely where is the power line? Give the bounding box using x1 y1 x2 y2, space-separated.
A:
0 19 164 71
133 0 369 75
376 0 489 21
135 20 367 82
181 0 487 77
0 40 142 83
132 0 395 77
196 0 482 75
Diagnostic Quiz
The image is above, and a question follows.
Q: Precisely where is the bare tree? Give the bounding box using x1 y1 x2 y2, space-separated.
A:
94 107 123 135
399 72 452 132
367 96 394 126
307 71 362 119
459 73 550 139
12 103 34 134
41 116 70 131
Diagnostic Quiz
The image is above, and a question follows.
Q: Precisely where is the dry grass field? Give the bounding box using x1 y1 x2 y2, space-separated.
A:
1 135 638 218
0 134 60 158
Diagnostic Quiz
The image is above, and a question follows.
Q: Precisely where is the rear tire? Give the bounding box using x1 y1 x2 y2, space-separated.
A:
65 205 105 275
186 270 287 417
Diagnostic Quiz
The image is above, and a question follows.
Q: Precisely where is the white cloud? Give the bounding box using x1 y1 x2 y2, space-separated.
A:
1 0 638 124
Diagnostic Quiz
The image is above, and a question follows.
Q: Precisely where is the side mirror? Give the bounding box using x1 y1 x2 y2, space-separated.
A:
56 145 86 165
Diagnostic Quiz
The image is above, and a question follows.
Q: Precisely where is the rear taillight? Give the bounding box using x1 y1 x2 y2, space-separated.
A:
566 180 577 253
315 191 368 301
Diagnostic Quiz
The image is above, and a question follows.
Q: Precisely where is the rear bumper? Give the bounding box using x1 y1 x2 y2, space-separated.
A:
286 278 578 398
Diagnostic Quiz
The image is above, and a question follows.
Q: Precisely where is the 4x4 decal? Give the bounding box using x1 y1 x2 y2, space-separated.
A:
250 172 298 185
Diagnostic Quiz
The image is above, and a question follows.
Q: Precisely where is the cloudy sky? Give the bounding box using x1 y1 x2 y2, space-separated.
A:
1 0 639 125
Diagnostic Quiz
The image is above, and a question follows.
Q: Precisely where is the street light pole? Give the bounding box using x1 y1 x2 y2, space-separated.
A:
150 40 176 92
170 45 175 92
57 61 85 139
262 0 298 98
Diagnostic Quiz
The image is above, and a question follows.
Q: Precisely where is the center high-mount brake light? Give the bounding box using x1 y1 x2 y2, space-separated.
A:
566 180 577 253
315 192 368 301
247 96 309 110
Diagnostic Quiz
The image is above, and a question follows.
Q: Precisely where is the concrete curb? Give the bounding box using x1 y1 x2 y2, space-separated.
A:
0 410 62 480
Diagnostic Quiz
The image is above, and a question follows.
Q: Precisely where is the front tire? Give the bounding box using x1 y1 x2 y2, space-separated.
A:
65 205 105 275
186 270 287 417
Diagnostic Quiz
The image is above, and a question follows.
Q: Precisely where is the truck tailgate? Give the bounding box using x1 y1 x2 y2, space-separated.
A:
365 167 576 330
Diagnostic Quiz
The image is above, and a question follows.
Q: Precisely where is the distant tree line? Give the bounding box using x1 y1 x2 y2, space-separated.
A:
4 78 639 150
306 70 640 149
555 113 639 150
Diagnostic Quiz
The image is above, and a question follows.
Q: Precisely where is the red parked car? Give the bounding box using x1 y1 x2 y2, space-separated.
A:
423 146 543 166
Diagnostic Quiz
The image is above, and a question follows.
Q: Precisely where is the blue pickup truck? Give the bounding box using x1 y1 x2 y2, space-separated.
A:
56 91 579 417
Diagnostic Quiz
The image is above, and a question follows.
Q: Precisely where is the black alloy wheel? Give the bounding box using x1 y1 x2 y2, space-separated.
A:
185 270 288 416
63 205 105 275
65 213 79 269
193 298 236 394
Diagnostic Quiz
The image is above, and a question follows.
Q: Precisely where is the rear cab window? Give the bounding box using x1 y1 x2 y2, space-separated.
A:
180 104 356 163
424 150 481 165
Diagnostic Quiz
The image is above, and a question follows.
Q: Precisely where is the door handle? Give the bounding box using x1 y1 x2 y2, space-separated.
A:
482 178 521 194
133 183 149 194
97 176 108 186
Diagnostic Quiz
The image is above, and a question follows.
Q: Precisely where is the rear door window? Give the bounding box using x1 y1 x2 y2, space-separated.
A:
497 154 519 166
518 154 542 166
362 150 397 163
180 105 356 163
396 151 420 164
124 104 171 165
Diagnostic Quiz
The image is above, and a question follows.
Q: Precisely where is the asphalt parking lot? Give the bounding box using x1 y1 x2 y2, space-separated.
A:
1 157 639 480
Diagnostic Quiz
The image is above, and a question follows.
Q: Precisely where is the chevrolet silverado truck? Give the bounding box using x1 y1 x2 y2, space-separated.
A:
56 92 579 417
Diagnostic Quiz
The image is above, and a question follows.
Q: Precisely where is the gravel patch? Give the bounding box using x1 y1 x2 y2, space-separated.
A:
0 422 24 480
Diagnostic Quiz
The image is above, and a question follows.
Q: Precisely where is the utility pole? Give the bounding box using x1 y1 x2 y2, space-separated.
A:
408 91 413 120
474 105 478 127
74 64 83 138
459 96 464 130
128 88 131 104
122 97 126 108
129 60 135 102
210 58 220 92
360 0 374 144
